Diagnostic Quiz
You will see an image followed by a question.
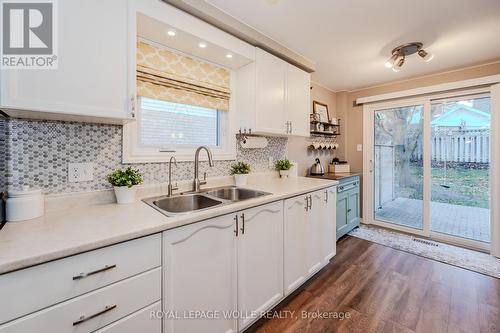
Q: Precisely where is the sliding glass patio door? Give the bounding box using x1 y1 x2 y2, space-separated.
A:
363 92 493 250
373 104 424 231
430 96 491 243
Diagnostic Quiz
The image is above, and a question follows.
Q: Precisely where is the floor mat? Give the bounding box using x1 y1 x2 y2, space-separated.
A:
349 225 500 279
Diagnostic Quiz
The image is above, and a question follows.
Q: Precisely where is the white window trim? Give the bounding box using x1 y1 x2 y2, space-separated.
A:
123 73 237 163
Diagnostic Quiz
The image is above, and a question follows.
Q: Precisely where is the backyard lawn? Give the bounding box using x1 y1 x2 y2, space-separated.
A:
401 165 490 208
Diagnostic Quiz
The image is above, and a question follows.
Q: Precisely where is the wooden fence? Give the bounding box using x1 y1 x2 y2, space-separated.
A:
411 129 490 163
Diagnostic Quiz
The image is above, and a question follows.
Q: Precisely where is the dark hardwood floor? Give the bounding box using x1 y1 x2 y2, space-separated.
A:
248 236 500 333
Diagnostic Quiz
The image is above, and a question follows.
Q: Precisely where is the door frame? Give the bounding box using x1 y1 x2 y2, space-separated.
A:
363 87 499 254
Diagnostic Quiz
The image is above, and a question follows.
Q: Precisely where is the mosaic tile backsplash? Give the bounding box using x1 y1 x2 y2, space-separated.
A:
1 118 287 194
0 118 7 194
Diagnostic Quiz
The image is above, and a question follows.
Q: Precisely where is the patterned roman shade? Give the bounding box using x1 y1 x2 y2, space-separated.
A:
136 41 230 111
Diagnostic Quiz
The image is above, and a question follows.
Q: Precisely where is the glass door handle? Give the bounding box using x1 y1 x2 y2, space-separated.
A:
369 159 374 173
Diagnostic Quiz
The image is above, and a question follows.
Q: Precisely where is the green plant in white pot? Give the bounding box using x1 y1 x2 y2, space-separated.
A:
107 167 143 204
230 161 251 186
275 159 293 178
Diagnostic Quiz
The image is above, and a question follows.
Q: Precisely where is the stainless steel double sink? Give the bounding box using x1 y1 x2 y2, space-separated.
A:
143 186 271 217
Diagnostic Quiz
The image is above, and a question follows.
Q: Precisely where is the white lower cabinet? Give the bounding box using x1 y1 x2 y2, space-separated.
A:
162 213 238 333
95 302 161 333
162 201 284 333
0 234 161 324
321 187 337 263
284 186 337 296
0 268 161 333
283 194 309 295
237 201 283 330
307 190 326 275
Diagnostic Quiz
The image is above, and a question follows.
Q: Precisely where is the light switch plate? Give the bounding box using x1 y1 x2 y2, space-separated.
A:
68 162 94 182
356 144 363 152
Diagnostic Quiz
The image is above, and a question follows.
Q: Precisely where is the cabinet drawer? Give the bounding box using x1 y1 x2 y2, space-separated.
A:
0 268 161 333
95 302 161 333
0 234 161 324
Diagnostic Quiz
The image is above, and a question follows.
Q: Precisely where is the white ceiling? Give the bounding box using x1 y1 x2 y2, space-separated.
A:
204 0 500 91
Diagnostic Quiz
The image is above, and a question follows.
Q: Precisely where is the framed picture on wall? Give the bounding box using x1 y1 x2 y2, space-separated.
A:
313 101 330 123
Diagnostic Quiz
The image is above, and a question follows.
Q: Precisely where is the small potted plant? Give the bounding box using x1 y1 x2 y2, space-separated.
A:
107 167 143 204
275 159 293 178
230 161 251 186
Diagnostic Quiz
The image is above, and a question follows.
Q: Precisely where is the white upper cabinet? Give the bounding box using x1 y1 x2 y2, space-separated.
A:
0 0 134 123
286 65 311 137
235 48 311 136
255 48 287 135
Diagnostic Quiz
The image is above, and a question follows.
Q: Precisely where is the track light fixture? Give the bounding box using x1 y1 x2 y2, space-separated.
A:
385 42 433 71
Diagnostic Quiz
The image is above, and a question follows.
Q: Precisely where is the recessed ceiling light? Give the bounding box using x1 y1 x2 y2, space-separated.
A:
225 53 233 59
167 29 176 37
199 42 207 48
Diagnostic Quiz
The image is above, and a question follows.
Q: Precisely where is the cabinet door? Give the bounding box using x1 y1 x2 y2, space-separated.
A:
286 65 310 137
237 202 283 330
284 194 309 295
336 191 349 240
321 187 337 263
347 188 360 225
0 0 132 120
255 48 286 135
162 214 238 333
307 190 326 275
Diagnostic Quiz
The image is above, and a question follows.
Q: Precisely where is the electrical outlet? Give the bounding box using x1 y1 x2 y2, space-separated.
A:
68 162 94 182
356 144 363 152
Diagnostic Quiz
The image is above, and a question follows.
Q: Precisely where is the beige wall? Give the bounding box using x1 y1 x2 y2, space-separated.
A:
339 60 500 172
287 82 341 176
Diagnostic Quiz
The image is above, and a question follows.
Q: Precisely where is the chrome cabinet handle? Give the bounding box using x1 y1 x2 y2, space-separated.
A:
309 195 312 210
304 196 309 211
130 96 136 118
240 213 245 234
234 215 239 237
289 122 293 134
72 264 116 280
325 190 328 203
73 304 117 326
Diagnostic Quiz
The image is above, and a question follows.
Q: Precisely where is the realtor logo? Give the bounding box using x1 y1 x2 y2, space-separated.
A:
1 0 58 69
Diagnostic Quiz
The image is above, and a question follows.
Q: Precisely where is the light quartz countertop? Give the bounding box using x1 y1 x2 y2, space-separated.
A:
0 175 337 274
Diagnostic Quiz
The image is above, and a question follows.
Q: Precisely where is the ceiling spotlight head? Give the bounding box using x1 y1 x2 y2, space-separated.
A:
167 29 176 37
418 49 434 62
225 53 233 59
384 53 398 68
199 41 207 48
392 56 405 72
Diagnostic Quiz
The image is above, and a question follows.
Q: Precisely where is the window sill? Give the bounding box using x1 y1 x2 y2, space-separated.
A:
122 150 236 164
